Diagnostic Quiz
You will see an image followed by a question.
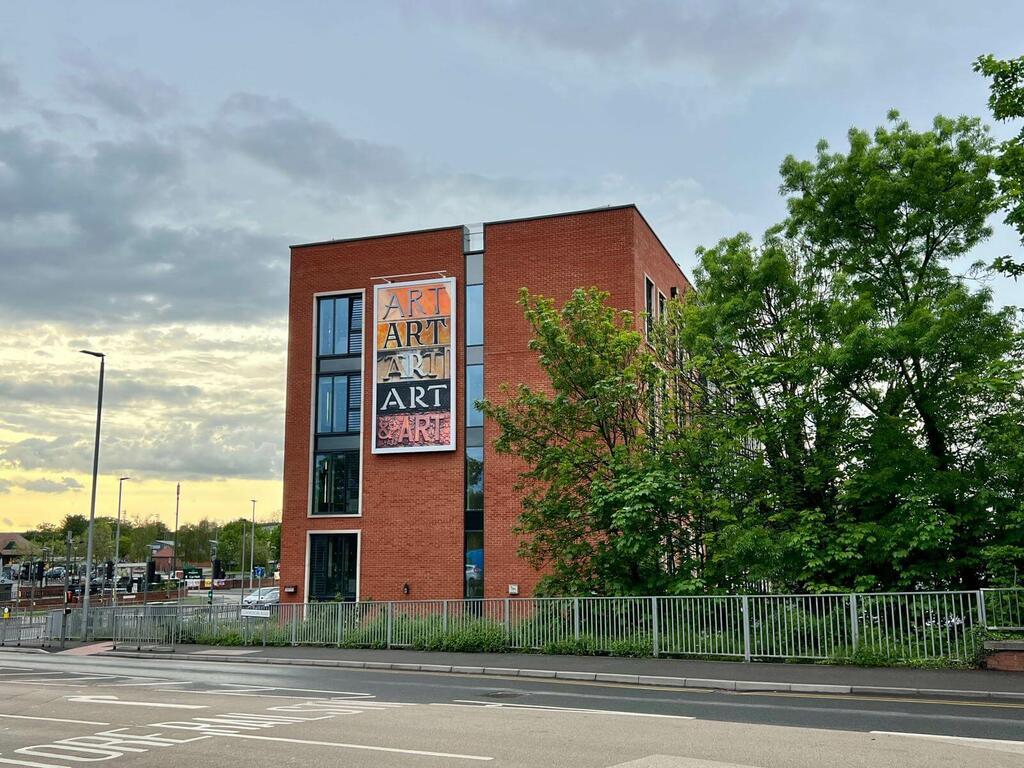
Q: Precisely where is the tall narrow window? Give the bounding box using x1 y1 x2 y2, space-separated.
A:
645 277 655 336
312 452 359 515
316 373 361 434
466 364 483 427
318 295 363 357
466 284 484 346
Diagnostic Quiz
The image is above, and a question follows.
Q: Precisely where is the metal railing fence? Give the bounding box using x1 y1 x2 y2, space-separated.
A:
981 588 1024 630
87 588 1022 663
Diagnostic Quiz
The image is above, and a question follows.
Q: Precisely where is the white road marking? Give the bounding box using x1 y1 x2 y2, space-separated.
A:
0 714 110 726
5 676 116 685
0 671 63 678
64 695 207 710
871 731 1024 755
440 700 696 720
0 756 79 768
220 733 493 761
109 680 190 687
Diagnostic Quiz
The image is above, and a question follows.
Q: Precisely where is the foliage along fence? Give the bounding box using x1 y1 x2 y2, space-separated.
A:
64 588 1024 665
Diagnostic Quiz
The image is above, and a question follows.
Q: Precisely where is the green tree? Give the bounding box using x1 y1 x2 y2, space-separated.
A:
486 111 1024 595
675 112 1023 590
480 287 677 595
975 54 1024 278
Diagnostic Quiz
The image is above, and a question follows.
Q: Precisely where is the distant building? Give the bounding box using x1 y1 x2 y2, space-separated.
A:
147 540 175 573
280 205 690 603
0 533 31 568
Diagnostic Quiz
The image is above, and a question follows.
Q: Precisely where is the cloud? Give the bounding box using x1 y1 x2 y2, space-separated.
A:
15 476 83 494
0 480 11 495
64 53 181 121
408 0 848 85
211 94 412 189
0 51 743 491
0 60 19 100
0 123 289 329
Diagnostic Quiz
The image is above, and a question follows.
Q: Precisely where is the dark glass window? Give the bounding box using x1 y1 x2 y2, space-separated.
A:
312 451 360 515
309 533 358 601
317 295 363 357
464 530 484 599
645 277 655 336
466 364 483 427
466 447 483 510
658 292 666 318
466 284 483 346
316 374 361 434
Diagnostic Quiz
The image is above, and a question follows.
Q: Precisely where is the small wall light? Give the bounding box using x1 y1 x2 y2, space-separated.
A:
402 582 410 595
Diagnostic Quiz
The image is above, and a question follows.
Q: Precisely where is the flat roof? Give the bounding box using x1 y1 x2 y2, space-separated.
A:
290 203 640 250
290 202 689 286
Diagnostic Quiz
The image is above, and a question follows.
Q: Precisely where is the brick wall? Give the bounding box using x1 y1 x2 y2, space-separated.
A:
280 227 465 603
281 206 688 602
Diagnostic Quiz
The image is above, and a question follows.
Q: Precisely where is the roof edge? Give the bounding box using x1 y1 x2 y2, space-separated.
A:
290 203 643 250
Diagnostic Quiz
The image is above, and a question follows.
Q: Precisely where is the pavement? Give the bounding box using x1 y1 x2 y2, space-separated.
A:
97 642 1024 701
2 648 1024 766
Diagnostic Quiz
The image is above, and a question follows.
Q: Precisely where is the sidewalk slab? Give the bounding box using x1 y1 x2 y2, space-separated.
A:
96 643 1024 701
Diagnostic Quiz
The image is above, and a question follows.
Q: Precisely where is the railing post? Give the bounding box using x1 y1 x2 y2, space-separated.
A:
504 598 510 640
977 590 988 629
573 597 580 642
386 601 393 649
290 604 298 646
336 602 343 647
651 596 659 658
443 599 448 634
741 595 751 662
849 594 859 654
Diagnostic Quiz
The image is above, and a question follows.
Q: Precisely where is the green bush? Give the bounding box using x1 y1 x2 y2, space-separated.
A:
415 622 507 653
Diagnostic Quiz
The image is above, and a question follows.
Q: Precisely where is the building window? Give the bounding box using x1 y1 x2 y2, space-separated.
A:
316 373 361 434
309 533 358 601
466 447 483 510
464 529 484 599
466 283 483 346
466 364 483 427
463 223 484 254
645 277 655 336
318 295 364 357
658 291 666 319
312 452 359 515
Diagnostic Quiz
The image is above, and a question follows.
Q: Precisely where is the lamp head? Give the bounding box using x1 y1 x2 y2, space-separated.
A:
80 350 105 358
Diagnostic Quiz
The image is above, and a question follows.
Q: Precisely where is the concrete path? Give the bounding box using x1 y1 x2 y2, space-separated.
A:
99 643 1024 700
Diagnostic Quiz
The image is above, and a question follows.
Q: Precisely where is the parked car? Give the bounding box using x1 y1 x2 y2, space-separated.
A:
243 587 280 606
44 566 66 580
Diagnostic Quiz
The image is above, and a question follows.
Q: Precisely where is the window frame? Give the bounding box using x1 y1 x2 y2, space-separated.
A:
305 529 360 602
310 450 362 517
316 294 364 359
315 372 362 435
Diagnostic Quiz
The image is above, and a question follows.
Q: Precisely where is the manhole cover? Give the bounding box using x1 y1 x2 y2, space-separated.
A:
482 690 526 699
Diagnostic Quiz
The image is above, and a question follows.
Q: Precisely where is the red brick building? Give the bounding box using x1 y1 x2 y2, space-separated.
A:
280 205 690 603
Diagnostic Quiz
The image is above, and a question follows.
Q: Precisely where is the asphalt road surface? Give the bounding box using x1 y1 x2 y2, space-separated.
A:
0 651 1022 767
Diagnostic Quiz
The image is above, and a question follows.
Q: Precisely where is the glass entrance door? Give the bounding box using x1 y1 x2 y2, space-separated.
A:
308 533 358 601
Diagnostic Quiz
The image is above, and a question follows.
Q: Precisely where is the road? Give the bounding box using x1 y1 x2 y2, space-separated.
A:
0 651 1021 767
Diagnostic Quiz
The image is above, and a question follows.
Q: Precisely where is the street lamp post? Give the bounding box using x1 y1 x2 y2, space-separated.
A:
113 476 130 610
80 349 105 641
249 499 257 595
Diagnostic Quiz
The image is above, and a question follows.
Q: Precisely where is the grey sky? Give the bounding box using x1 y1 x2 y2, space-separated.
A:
0 1 1022 496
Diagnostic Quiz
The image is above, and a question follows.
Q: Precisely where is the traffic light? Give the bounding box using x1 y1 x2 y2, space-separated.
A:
146 560 156 584
35 561 45 582
105 561 114 580
213 559 225 580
